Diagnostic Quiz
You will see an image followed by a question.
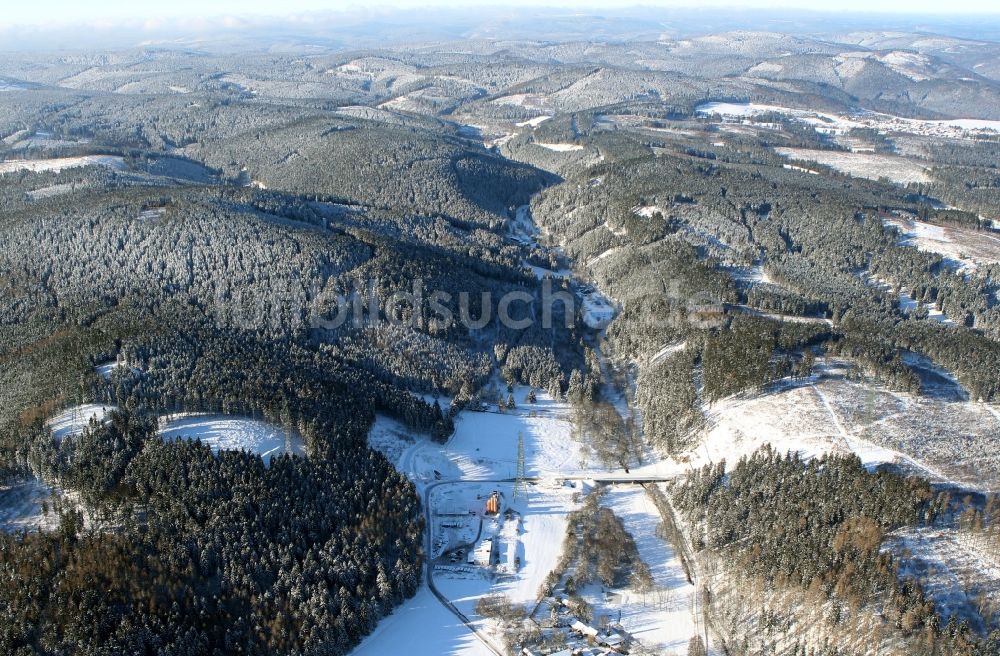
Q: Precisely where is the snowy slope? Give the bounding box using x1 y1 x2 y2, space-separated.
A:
159 414 305 463
46 404 116 441
350 587 495 656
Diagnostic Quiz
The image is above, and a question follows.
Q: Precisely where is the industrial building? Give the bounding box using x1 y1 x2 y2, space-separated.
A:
467 538 495 567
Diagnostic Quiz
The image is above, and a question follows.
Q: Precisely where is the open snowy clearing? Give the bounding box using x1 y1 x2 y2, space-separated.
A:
650 341 687 365
666 360 1000 491
0 478 60 533
159 414 305 463
774 147 931 184
373 387 593 481
696 101 1000 139
0 155 126 175
696 101 855 133
26 182 87 200
365 379 705 653
534 142 584 152
429 481 589 654
491 93 548 110
515 115 551 128
782 163 821 175
721 264 772 286
445 386 589 478
885 215 1000 271
580 287 617 329
898 289 954 324
46 403 116 441
363 389 602 655
633 204 666 218
586 246 622 267
350 586 495 656
434 480 579 602
863 274 955 324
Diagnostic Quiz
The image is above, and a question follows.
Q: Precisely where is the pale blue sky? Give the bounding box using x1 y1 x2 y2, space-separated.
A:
3 0 999 28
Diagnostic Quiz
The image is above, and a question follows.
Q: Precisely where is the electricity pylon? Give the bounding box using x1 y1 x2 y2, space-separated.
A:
514 431 526 500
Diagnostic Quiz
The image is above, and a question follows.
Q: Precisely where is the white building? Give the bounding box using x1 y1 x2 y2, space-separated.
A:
467 538 495 566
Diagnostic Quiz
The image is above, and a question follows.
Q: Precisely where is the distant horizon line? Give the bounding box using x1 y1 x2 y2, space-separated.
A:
3 4 1000 53
4 4 1000 31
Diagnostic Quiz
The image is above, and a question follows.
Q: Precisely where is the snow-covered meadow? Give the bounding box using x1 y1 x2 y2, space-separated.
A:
775 147 932 184
370 386 594 484
515 115 551 128
885 215 1000 272
696 101 1000 139
46 403 116 441
650 359 1000 491
0 155 126 175
0 478 60 533
351 586 495 656
534 142 584 152
159 414 306 463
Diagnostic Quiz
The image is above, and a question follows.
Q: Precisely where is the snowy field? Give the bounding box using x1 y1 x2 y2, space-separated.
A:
370 386 594 484
515 115 551 128
350 587 495 656
491 93 549 110
862 274 954 324
675 360 1000 491
633 204 666 218
46 403 116 441
696 101 1000 139
0 477 60 533
580 287 617 329
452 400 587 478
159 414 305 463
696 101 855 133
363 384 682 654
0 155 126 175
649 341 687 365
885 215 1000 271
26 182 86 200
361 388 597 656
774 147 931 184
586 246 622 267
534 142 584 152
435 480 579 599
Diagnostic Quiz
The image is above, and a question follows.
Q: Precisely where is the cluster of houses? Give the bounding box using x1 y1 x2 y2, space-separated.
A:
522 619 630 656
523 597 633 656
